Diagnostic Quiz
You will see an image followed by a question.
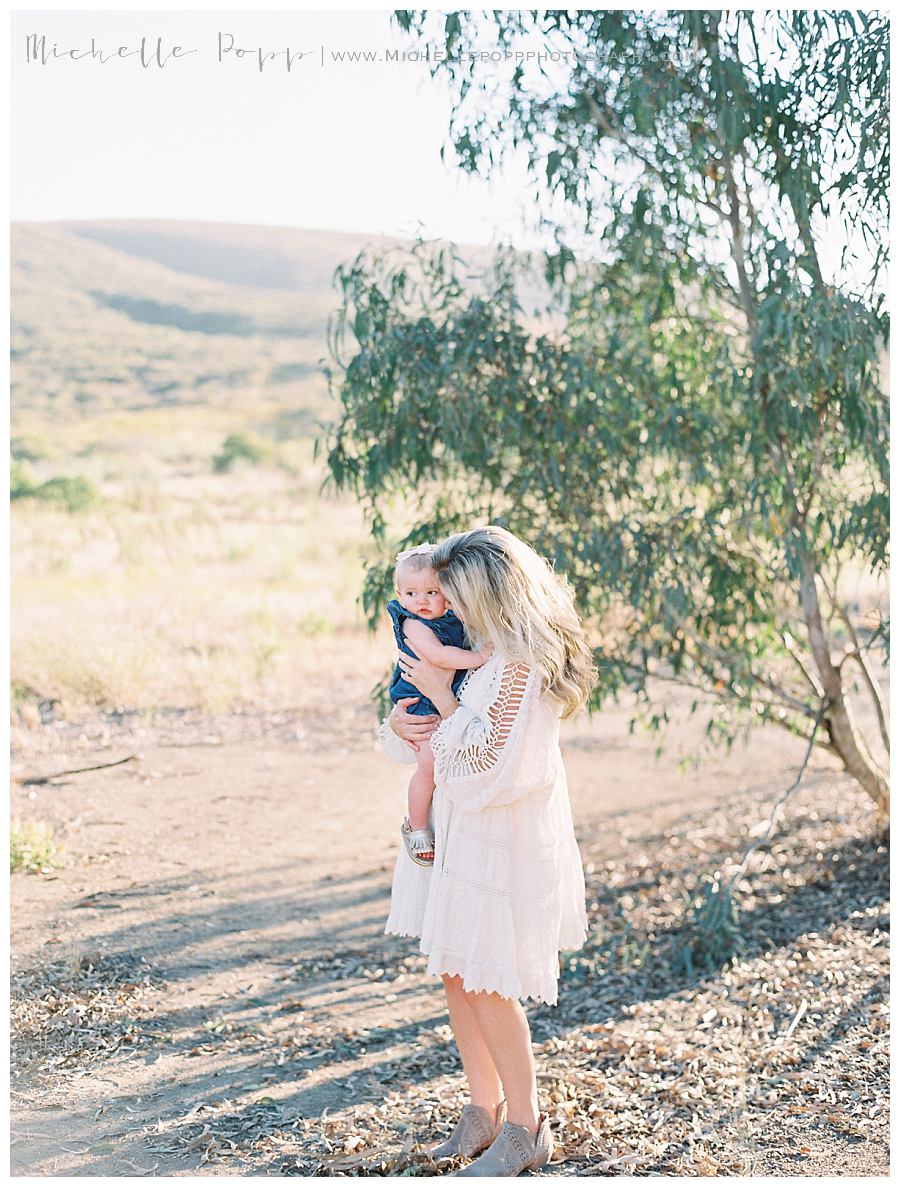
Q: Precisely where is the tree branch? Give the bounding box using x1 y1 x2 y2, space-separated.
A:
834 602 890 754
728 699 829 887
720 145 759 332
677 625 817 719
782 634 826 698
623 658 837 754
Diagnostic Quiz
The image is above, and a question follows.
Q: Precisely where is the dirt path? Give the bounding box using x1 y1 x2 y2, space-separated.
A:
10 689 888 1176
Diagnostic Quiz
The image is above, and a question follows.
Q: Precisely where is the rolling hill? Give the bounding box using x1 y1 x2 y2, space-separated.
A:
10 219 546 436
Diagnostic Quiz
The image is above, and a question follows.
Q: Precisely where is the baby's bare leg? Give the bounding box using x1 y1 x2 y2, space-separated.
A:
407 740 435 857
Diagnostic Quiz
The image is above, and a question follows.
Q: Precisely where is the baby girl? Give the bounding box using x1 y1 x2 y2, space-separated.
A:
387 543 493 865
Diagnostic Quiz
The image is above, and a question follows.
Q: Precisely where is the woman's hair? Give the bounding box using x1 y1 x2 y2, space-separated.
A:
430 526 596 718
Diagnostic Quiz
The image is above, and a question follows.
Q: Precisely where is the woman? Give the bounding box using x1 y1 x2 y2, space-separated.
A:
378 525 595 1177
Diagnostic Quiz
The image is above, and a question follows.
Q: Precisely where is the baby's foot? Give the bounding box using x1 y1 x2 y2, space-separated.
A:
403 817 435 864
410 827 434 861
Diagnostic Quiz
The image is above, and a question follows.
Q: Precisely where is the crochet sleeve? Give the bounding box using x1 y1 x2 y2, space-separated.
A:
376 716 417 765
430 662 556 811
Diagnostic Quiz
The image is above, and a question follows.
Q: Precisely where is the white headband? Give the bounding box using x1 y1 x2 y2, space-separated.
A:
395 542 435 563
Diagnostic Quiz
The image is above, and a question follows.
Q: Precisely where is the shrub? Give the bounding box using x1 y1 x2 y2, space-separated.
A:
213 432 268 472
10 461 35 499
36 476 100 511
10 817 64 874
11 436 50 462
11 466 101 511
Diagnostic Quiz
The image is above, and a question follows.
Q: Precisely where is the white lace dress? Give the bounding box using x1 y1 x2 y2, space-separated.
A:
379 653 589 1006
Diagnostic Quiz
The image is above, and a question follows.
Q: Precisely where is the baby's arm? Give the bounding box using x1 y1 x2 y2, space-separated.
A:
403 619 494 669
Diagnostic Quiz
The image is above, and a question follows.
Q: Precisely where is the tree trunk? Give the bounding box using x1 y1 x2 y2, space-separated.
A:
798 552 889 816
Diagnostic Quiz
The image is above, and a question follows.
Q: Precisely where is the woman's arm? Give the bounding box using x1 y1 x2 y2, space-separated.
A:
402 619 493 670
434 660 531 772
394 652 553 809
395 648 459 717
377 696 438 763
429 661 556 812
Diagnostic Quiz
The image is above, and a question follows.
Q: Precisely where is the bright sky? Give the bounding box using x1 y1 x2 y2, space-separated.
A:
11 8 536 247
9 5 881 294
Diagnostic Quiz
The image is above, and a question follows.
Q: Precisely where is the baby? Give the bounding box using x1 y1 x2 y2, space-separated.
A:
387 543 493 865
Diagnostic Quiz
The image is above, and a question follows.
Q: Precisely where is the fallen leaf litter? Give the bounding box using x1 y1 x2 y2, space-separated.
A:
10 776 888 1176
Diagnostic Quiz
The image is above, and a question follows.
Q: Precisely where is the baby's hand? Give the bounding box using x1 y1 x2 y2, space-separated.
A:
475 642 495 665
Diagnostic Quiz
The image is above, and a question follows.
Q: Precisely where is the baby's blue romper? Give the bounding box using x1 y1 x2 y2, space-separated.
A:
386 598 469 717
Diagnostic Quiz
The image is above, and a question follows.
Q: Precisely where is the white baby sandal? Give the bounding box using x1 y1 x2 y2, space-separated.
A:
400 817 435 866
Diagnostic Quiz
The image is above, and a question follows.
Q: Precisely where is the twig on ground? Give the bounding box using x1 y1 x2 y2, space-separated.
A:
20 754 139 786
778 998 808 1042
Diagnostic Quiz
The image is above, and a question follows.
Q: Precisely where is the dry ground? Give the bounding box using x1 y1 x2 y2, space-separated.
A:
10 679 888 1178
11 220 889 1175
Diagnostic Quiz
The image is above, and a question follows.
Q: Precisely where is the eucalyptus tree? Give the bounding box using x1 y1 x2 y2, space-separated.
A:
323 10 889 814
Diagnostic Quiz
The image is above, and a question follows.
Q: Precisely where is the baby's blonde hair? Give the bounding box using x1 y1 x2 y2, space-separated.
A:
430 526 596 718
394 550 435 588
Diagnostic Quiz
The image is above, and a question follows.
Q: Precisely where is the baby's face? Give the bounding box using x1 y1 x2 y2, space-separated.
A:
396 564 448 620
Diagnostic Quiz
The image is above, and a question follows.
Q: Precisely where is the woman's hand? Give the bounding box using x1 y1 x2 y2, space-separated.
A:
397 651 454 702
389 697 439 752
397 652 460 720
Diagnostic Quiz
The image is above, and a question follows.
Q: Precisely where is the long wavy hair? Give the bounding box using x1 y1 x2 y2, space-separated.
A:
430 526 596 718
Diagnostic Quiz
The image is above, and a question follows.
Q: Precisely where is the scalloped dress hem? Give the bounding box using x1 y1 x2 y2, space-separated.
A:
383 919 589 1008
421 945 561 1007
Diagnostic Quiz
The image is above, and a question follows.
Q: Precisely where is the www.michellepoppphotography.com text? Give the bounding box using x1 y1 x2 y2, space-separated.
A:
23 31 606 72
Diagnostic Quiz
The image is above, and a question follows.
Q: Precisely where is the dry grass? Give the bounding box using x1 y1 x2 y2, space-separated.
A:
10 817 64 874
11 443 394 719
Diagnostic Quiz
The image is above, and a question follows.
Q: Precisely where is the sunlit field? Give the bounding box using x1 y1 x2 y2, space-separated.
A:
13 451 386 721
11 222 400 726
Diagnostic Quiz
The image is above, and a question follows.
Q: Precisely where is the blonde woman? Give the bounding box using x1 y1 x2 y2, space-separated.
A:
378 525 595 1177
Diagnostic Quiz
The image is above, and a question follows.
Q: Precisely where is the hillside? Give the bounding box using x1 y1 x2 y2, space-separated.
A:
59 219 454 294
10 220 549 437
9 218 551 724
